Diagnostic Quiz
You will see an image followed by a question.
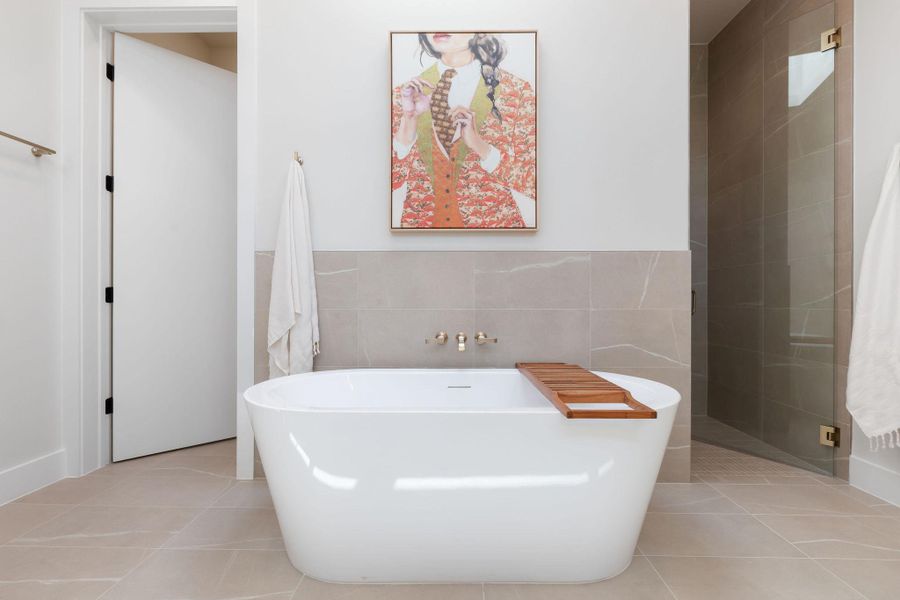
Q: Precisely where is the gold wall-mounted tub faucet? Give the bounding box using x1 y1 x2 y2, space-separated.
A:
456 332 468 352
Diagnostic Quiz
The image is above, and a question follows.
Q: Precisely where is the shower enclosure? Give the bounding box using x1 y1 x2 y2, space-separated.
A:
694 1 843 475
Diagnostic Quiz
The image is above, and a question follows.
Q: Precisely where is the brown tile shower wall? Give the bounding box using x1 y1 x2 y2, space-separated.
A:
707 1 767 441
690 45 709 417
255 251 692 482
706 0 853 477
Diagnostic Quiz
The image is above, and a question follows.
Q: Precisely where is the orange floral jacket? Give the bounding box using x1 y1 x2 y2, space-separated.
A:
391 64 536 228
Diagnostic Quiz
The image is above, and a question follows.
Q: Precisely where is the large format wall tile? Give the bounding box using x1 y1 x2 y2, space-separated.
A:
254 250 692 481
357 252 475 309
591 252 691 310
314 251 358 309
315 310 358 368
474 252 589 309
590 310 690 369
473 309 590 368
358 309 475 368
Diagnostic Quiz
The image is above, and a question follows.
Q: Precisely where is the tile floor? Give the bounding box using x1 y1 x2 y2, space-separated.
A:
1 439 898 599
692 415 828 474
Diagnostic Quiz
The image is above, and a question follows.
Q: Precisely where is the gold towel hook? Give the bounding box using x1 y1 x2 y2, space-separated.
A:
293 151 303 165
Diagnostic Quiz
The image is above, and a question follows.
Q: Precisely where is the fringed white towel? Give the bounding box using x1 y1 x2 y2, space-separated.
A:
847 142 900 449
268 160 320 377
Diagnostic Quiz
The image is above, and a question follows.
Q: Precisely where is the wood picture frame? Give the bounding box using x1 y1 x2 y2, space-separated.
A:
390 31 538 232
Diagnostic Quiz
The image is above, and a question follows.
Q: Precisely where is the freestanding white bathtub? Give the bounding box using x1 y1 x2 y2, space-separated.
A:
244 369 679 583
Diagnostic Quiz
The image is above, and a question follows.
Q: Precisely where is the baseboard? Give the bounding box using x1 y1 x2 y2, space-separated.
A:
850 454 900 507
0 449 67 506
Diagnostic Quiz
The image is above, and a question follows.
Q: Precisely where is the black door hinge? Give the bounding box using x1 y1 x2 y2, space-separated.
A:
105 397 114 415
105 286 113 303
105 175 114 193
106 63 115 82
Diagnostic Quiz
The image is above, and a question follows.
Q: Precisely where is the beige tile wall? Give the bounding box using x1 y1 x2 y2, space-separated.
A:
255 251 692 482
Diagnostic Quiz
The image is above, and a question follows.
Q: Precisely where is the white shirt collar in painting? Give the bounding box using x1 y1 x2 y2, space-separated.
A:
437 58 483 112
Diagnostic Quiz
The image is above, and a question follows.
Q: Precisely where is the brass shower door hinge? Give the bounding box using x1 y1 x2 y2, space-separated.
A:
819 425 841 447
821 27 841 52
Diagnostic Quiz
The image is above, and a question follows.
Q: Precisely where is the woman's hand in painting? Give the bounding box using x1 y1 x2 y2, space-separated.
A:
450 107 491 160
396 78 433 146
400 78 433 116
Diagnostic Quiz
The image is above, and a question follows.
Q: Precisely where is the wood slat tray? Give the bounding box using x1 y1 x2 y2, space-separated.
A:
516 362 657 419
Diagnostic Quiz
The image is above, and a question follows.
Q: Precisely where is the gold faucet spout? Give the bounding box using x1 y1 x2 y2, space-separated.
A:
456 332 467 352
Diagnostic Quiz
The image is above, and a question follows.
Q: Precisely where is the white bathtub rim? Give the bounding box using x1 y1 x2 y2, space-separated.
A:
244 368 680 415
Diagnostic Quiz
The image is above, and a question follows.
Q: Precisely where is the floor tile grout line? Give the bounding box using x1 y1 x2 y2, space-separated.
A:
94 546 161 600
641 554 826 560
647 510 749 515
643 555 681 600
811 558 875 600
1 503 80 546
291 573 306 598
210 549 240 593
95 474 239 599
746 509 833 580
157 481 245 551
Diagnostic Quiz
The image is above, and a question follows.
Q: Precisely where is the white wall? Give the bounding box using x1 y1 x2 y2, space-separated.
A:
851 0 900 505
256 0 690 251
0 0 65 503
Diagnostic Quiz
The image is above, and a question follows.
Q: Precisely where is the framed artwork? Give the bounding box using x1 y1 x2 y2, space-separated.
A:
390 31 538 231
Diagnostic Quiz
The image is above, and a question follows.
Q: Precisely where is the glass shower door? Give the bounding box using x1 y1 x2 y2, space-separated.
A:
761 3 836 474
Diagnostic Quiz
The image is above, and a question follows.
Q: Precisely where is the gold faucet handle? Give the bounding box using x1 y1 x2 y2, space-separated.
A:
475 331 498 345
426 331 449 345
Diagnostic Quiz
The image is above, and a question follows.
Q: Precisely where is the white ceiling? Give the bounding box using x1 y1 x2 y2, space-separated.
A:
691 0 753 44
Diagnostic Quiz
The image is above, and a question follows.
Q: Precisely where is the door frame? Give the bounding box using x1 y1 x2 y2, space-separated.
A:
60 0 257 479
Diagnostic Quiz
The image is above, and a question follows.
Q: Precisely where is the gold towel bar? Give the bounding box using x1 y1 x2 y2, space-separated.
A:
0 130 56 157
292 151 303 165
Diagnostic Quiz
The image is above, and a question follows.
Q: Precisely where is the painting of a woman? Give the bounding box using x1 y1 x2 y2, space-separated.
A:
391 32 537 230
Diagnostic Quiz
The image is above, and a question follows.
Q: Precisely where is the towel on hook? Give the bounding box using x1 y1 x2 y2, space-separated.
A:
847 142 900 449
268 159 320 377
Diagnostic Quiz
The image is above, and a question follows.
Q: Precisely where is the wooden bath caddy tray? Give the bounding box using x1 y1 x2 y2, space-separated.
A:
516 362 657 419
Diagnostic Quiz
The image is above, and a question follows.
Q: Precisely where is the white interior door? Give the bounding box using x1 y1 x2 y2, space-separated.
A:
112 33 236 461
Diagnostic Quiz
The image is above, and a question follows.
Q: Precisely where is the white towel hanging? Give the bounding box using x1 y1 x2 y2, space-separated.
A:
847 142 900 448
268 159 320 377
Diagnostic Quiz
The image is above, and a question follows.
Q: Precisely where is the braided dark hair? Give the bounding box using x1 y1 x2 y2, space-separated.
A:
417 33 508 122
